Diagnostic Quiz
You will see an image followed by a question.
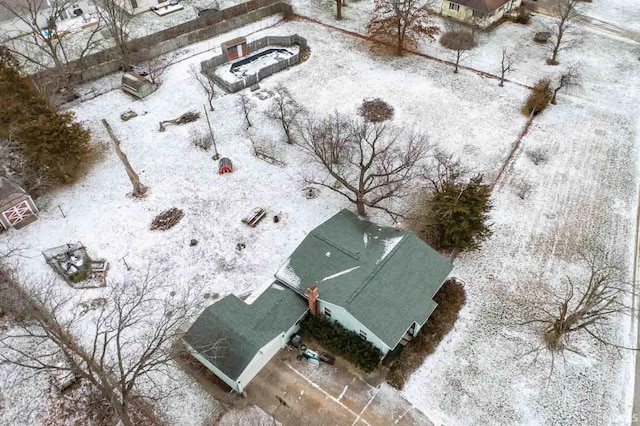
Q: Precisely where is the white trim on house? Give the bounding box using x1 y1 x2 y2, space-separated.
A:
441 0 522 28
185 310 306 393
317 299 391 356
184 341 241 392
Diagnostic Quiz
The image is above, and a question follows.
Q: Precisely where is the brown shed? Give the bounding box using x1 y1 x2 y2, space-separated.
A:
0 177 38 230
221 37 249 61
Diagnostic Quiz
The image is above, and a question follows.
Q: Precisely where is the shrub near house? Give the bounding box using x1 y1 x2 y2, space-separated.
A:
300 315 382 373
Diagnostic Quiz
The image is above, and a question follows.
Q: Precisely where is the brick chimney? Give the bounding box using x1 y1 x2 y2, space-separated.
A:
305 285 319 316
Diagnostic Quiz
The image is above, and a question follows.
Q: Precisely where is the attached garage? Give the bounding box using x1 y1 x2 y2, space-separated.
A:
184 282 308 394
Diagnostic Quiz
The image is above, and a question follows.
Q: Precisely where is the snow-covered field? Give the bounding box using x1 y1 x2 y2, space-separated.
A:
581 0 640 32
1 1 640 424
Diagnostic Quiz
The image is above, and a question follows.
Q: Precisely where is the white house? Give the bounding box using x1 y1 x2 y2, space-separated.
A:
275 209 453 356
109 0 184 15
441 0 521 28
185 210 453 391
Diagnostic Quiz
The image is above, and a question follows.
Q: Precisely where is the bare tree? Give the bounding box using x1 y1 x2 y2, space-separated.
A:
266 85 304 145
0 0 102 76
297 112 429 216
521 242 635 353
498 47 517 87
0 272 212 426
335 0 346 19
92 0 132 69
129 46 175 87
102 119 147 197
439 23 478 73
366 0 439 56
237 93 256 129
551 64 581 104
546 0 581 65
189 65 216 111
202 106 219 160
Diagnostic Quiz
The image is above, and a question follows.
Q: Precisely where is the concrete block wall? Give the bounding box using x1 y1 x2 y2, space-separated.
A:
32 0 293 90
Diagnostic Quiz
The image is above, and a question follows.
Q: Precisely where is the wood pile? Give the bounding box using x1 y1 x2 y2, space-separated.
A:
159 111 200 132
150 208 184 230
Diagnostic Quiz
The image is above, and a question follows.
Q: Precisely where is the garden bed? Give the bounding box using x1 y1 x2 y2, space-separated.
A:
386 278 466 389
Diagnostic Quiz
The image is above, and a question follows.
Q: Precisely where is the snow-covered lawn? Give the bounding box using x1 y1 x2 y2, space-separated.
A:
1 4 639 425
581 0 640 32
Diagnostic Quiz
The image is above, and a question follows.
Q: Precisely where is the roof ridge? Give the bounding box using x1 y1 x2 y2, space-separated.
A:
344 234 407 305
313 232 360 260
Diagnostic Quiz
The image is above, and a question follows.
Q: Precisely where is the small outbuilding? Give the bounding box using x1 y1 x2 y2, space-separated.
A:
0 177 38 230
219 157 233 174
221 37 249 61
121 71 157 99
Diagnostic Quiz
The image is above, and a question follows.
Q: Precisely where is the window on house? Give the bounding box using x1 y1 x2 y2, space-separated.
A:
473 10 486 17
359 330 367 340
324 307 332 319
130 0 139 8
449 3 460 11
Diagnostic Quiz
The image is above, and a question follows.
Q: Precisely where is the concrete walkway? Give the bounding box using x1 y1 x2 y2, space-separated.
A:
245 349 434 426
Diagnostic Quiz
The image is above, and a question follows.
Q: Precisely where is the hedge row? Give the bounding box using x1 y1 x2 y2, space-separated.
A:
300 315 382 373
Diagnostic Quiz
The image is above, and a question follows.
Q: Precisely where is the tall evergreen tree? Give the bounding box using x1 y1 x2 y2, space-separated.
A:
427 175 492 252
416 162 492 253
0 47 92 186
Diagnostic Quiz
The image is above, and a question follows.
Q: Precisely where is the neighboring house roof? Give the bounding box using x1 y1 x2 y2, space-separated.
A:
0 177 26 206
184 282 308 381
449 0 512 12
275 209 453 348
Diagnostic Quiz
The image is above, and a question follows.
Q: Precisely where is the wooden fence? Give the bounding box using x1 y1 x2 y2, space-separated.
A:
32 0 292 89
201 34 306 92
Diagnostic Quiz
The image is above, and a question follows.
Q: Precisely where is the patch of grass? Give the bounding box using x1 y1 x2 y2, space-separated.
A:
70 270 88 283
386 278 466 389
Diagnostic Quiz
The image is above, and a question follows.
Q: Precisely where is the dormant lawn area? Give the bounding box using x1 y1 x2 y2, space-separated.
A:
1 9 639 426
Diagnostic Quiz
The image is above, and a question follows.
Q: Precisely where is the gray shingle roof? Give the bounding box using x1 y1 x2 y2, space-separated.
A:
184 283 308 381
275 210 453 348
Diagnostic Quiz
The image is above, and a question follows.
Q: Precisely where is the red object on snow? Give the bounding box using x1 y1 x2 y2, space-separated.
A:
219 157 233 174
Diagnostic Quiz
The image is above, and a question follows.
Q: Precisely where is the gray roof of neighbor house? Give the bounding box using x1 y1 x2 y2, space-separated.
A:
449 0 513 12
0 177 26 205
183 283 308 381
275 209 453 349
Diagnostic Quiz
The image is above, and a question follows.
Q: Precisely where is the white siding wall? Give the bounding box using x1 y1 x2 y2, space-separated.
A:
318 300 391 355
237 335 282 392
441 0 522 28
237 316 304 392
184 341 242 393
